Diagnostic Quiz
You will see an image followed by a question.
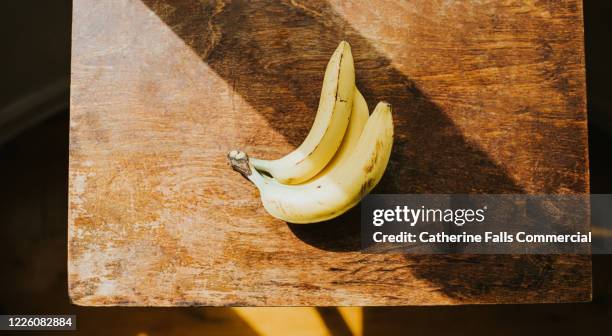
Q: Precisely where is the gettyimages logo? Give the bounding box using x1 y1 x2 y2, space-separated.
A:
372 205 487 227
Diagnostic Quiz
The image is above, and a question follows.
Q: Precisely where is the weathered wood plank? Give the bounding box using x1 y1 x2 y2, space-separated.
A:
69 0 590 305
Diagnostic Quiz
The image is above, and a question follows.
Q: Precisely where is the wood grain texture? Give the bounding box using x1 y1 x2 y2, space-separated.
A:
69 0 590 306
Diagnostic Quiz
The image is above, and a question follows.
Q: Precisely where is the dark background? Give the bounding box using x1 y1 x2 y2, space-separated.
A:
1 1 610 335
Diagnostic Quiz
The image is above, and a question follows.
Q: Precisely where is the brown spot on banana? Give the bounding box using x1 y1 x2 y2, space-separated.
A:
333 51 344 102
363 149 380 174
359 176 377 198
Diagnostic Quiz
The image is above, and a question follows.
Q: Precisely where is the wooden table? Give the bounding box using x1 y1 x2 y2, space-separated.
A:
69 0 590 306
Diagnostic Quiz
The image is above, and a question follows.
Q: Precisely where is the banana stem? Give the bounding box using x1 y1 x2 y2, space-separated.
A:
228 150 252 177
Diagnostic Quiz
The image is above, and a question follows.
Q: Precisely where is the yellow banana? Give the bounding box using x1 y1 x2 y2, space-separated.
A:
312 88 370 177
229 102 393 224
250 41 355 184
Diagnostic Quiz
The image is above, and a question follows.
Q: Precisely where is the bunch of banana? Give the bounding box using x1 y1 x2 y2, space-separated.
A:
229 41 394 224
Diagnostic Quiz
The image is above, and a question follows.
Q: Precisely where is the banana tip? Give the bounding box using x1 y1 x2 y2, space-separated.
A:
338 40 351 50
377 101 392 112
